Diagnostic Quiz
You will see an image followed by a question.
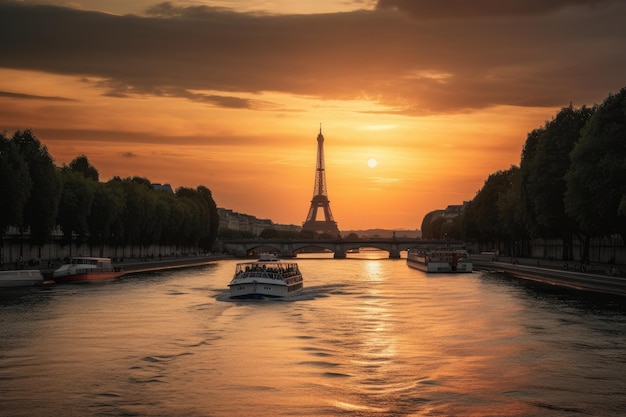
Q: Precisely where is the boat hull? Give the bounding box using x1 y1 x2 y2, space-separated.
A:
407 258 473 273
228 255 304 299
229 280 303 299
53 271 125 283
52 257 124 283
0 270 44 288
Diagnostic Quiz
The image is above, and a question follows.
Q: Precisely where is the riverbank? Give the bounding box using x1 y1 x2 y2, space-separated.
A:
29 254 233 281
114 254 233 275
473 254 626 297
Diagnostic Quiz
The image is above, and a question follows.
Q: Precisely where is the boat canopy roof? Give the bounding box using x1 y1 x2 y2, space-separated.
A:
236 260 298 267
70 257 112 265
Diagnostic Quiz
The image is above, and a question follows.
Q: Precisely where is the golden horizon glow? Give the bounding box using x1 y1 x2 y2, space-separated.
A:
0 68 589 230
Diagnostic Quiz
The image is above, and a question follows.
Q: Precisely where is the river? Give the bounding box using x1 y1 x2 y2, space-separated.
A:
1 251 625 416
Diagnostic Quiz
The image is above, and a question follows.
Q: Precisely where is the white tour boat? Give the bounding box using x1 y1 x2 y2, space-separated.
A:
52 257 124 283
228 254 303 298
407 248 473 273
0 269 44 288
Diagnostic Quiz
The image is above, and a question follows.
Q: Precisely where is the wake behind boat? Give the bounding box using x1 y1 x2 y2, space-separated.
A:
228 254 303 299
0 269 44 288
52 257 124 283
407 248 473 273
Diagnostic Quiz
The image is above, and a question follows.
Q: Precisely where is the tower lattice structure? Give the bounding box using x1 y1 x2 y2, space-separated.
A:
302 126 340 236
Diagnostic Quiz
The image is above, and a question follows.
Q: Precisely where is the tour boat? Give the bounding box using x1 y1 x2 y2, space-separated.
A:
52 257 124 283
228 254 303 298
407 248 473 273
0 269 44 288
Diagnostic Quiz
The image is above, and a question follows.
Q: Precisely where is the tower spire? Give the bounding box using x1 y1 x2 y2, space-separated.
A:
302 126 340 236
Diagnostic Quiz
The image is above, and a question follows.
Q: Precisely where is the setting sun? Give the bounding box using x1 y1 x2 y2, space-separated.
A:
367 158 378 168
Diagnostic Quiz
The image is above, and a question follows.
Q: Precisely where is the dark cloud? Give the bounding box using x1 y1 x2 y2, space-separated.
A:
145 2 259 18
1 1 625 114
0 90 77 101
34 127 272 147
96 80 258 108
375 0 620 18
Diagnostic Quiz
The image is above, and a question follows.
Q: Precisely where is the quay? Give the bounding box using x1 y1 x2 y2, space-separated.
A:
473 254 626 297
114 254 230 275
30 254 231 282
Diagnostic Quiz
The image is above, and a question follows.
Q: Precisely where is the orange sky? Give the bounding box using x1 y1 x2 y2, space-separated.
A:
1 0 625 230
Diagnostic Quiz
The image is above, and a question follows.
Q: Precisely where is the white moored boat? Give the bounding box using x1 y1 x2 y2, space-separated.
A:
228 254 303 298
0 269 44 288
52 257 124 283
407 248 473 273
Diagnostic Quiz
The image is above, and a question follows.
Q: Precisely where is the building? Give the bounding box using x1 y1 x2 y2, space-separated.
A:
217 208 300 236
442 203 467 222
152 183 174 193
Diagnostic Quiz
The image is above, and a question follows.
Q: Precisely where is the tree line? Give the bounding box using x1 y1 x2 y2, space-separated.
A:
0 130 219 257
421 86 626 261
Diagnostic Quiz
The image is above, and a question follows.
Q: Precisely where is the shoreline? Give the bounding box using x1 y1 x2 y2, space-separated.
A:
5 253 625 298
25 254 233 283
113 254 233 275
473 255 626 297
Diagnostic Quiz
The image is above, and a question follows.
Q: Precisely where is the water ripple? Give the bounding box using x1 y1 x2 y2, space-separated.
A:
1 258 625 417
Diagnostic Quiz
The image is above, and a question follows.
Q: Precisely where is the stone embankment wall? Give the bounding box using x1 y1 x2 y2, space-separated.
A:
1 239 199 269
530 236 625 265
470 236 625 265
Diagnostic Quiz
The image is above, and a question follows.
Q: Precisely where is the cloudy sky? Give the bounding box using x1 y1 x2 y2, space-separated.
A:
1 0 625 230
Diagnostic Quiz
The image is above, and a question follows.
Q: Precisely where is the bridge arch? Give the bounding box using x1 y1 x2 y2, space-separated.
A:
220 238 466 259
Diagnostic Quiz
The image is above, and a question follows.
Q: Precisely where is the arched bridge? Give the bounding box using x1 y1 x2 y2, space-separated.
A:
219 238 466 259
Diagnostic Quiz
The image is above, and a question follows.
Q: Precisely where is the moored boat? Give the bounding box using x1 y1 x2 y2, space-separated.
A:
0 269 44 288
407 248 473 273
52 257 124 283
228 254 303 298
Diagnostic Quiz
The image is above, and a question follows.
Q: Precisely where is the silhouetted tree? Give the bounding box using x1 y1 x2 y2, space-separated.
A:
118 178 152 253
260 228 280 239
463 168 516 251
495 166 529 256
151 191 173 251
87 181 124 256
67 155 99 181
566 87 626 253
13 130 61 250
430 216 447 240
57 170 95 252
218 228 256 239
420 210 444 239
195 185 219 249
1 129 223 258
520 105 594 259
299 229 315 239
176 187 205 249
0 132 31 237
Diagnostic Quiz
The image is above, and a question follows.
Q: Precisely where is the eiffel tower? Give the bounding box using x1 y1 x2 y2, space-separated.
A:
302 126 340 237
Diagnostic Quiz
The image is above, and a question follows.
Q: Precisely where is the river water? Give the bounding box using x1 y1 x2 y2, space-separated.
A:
1 252 625 417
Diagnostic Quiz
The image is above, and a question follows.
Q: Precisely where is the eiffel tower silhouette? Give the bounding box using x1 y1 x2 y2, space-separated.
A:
302 126 340 236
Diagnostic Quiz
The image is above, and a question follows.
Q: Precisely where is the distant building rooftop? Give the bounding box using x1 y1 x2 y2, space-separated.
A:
152 183 174 194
